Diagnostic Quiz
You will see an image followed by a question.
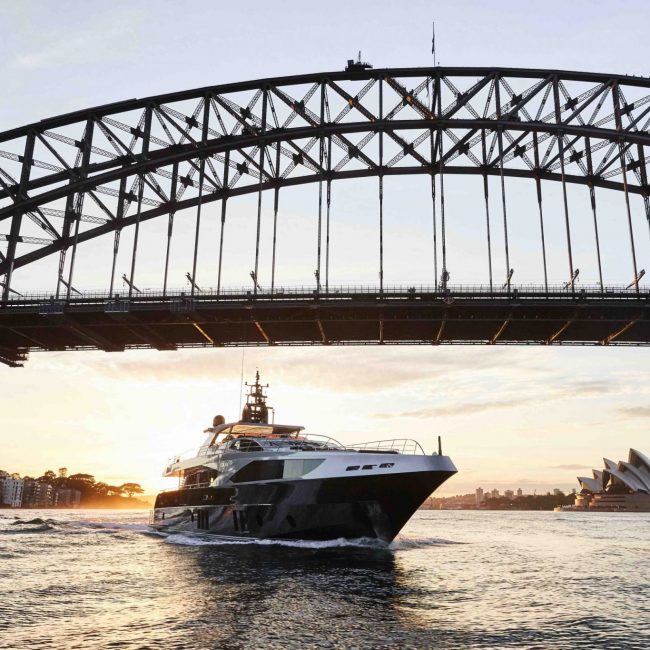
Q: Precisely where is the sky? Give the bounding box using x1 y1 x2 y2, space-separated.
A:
1 0 650 496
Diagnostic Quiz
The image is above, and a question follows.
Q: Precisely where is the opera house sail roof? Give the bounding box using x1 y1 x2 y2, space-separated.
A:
577 449 650 495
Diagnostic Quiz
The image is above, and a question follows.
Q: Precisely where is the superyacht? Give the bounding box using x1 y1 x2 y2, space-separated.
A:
150 373 457 542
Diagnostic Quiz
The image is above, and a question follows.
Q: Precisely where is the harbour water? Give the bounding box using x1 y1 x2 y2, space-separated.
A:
1 509 648 649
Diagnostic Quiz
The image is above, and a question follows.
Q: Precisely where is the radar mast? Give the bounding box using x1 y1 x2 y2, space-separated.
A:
240 371 270 423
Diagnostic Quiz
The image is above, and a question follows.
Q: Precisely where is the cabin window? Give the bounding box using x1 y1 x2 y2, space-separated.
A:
231 460 285 483
346 465 360 471
283 459 324 478
362 464 376 470
379 463 395 469
230 439 263 452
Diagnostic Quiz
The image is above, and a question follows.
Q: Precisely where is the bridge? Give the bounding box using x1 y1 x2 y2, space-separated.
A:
1 65 649 366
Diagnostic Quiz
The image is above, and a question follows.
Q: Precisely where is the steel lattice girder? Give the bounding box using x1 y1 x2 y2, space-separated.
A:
1 290 649 353
1 66 650 283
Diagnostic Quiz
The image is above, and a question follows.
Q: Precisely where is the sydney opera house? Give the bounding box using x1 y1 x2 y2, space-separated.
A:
571 448 650 511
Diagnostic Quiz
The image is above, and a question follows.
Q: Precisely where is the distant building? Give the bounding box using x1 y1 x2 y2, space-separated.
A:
22 481 54 508
58 468 68 478
570 449 650 512
54 488 81 508
553 488 561 496
1 478 24 507
475 487 484 506
491 489 499 498
516 488 523 497
504 489 514 500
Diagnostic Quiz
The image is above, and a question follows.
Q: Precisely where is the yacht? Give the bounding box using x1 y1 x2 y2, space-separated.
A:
150 373 457 543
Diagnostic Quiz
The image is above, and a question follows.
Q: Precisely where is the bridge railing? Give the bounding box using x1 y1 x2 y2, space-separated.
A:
2 283 649 306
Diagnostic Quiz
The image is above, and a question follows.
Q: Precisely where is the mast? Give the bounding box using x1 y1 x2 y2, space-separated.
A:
240 371 271 423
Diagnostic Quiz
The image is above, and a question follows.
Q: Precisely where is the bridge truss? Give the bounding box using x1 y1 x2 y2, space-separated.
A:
1 66 650 365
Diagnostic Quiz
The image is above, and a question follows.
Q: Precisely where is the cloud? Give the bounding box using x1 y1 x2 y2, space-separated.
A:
550 464 594 470
617 406 650 418
562 380 616 396
376 397 535 419
71 345 543 394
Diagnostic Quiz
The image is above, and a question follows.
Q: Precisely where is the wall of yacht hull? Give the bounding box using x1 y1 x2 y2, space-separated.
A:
151 470 455 543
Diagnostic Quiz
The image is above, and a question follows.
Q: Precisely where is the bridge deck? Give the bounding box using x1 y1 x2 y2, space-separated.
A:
1 287 648 367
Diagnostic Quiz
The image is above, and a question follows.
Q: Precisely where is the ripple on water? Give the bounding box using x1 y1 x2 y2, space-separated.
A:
0 509 649 650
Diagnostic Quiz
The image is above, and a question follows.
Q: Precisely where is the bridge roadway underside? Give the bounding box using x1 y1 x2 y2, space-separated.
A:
1 290 649 367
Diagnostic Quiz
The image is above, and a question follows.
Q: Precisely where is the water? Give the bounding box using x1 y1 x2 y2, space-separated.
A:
1 510 648 649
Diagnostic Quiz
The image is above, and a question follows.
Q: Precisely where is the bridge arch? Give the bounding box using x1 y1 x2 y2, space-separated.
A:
2 66 650 296
1 66 650 364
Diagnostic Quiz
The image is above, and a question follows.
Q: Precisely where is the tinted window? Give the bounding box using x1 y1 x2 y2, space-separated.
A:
231 460 285 483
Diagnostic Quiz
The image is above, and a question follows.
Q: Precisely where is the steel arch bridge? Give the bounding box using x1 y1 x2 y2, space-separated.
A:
1 64 650 366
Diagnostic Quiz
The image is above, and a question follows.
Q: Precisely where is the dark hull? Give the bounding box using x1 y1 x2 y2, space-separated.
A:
151 470 454 543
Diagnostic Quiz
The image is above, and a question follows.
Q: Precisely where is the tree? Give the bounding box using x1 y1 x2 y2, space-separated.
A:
39 470 56 483
106 485 124 497
119 483 144 498
94 482 110 496
66 473 97 500
68 473 95 484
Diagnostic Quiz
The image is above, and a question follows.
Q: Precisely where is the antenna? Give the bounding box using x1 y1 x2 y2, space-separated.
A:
238 348 245 414
432 21 437 67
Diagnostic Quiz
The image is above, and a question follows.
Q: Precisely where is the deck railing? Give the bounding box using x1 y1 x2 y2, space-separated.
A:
347 439 427 455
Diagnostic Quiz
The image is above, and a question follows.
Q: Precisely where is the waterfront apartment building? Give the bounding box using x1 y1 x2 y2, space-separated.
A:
22 480 54 508
1 477 25 507
0 475 81 509
54 488 81 508
475 487 484 506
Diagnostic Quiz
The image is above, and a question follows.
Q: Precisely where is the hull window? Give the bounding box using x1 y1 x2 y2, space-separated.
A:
233 509 249 533
197 509 209 530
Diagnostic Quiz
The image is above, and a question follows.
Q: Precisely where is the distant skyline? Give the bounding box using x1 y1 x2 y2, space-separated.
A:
2 1 650 495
